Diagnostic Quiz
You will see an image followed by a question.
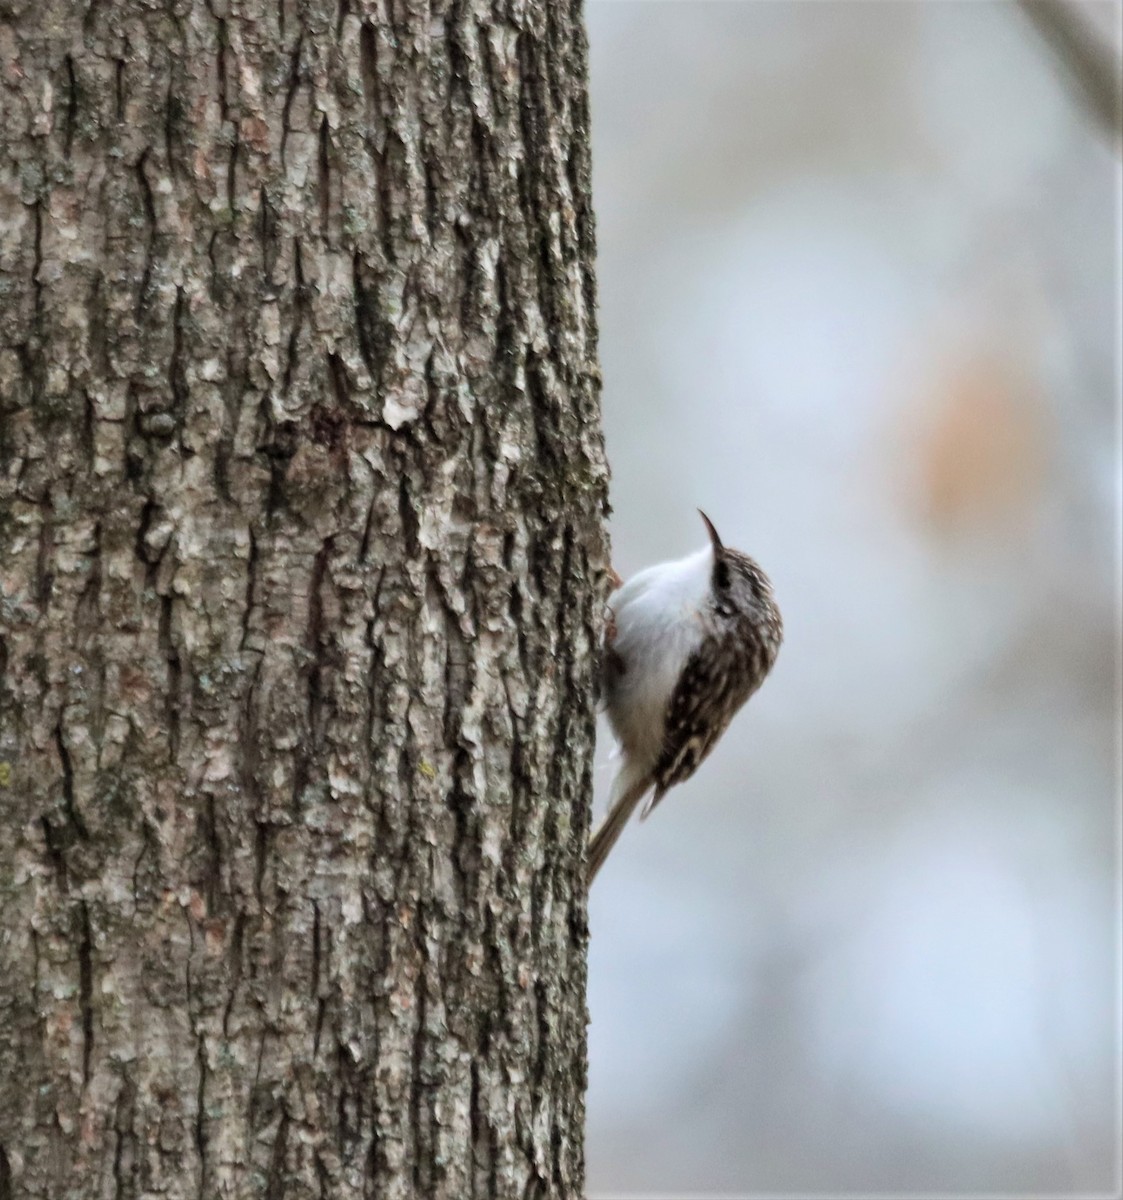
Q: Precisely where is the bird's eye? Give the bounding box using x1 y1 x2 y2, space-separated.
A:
713 560 731 592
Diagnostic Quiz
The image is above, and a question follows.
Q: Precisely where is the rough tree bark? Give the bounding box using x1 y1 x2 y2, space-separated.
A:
0 2 607 1196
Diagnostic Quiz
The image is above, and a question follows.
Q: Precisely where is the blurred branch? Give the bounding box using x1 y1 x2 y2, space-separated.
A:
1018 0 1123 152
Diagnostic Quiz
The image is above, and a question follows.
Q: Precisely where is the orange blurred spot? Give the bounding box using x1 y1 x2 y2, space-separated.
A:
911 358 1044 534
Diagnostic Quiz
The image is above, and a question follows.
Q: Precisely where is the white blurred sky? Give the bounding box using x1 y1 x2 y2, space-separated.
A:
584 3 1121 1195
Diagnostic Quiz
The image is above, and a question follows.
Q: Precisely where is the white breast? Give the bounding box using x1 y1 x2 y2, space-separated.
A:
605 545 713 773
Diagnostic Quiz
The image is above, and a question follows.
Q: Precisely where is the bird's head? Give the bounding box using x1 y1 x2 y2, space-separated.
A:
698 510 782 642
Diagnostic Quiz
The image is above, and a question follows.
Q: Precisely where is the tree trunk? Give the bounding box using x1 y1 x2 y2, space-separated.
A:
0 2 607 1196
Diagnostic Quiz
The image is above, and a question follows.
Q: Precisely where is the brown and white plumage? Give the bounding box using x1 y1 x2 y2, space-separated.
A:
588 512 782 883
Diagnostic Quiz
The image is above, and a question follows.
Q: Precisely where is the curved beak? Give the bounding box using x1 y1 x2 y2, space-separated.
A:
698 509 724 552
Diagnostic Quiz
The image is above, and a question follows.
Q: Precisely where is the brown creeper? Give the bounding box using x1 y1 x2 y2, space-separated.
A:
589 511 783 882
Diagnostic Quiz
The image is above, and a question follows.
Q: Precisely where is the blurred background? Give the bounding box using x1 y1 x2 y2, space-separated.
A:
583 2 1120 1196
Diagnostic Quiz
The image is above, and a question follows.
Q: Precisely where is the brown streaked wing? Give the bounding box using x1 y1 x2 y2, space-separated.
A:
647 644 744 814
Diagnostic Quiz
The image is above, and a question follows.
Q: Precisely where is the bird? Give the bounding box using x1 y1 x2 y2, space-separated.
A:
588 511 783 882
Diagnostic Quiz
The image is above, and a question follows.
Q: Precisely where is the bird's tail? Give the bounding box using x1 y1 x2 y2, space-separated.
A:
587 761 652 884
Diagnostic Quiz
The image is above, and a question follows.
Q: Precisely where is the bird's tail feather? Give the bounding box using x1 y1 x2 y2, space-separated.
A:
587 763 651 884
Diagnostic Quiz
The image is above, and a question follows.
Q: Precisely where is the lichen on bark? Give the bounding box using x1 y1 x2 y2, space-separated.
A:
0 2 608 1196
